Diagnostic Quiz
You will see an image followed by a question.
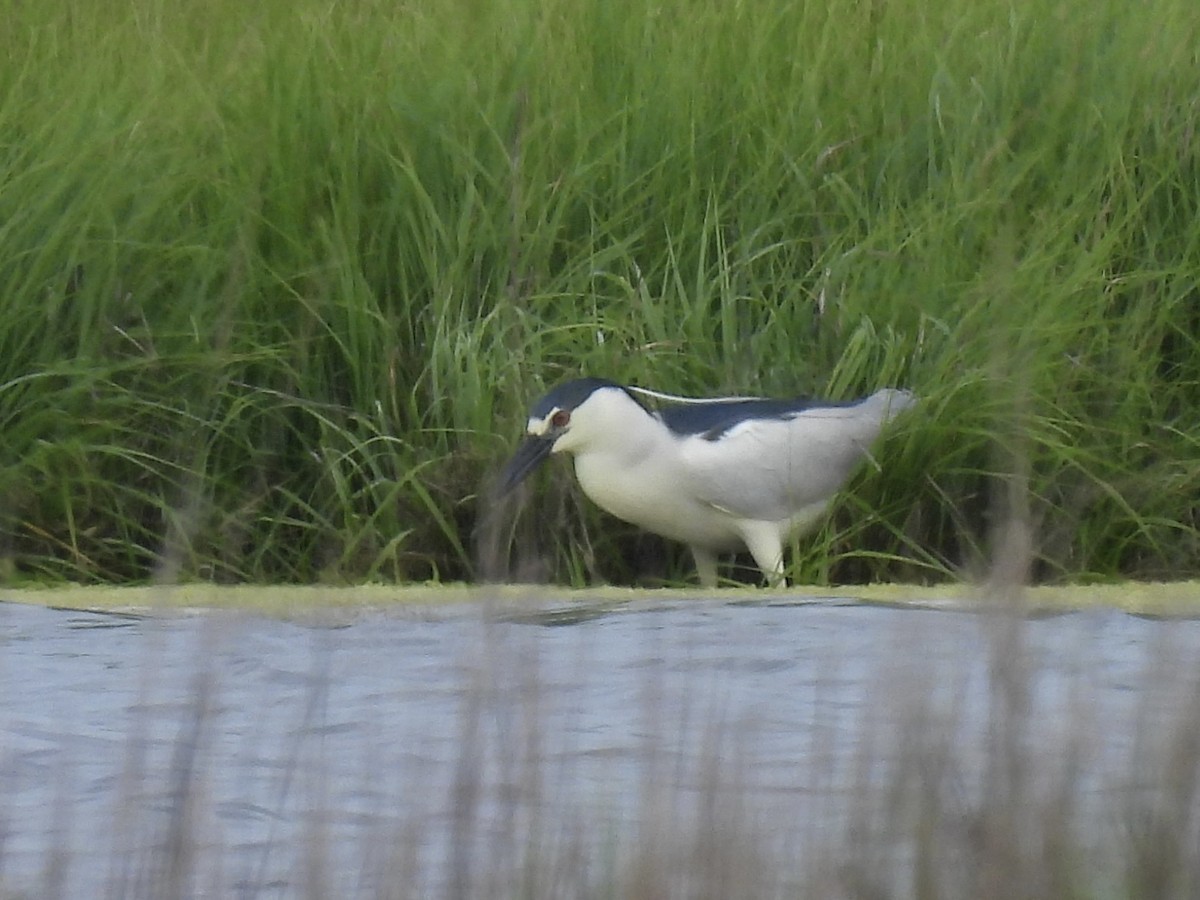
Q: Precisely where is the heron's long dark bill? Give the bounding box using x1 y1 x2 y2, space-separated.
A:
499 435 554 493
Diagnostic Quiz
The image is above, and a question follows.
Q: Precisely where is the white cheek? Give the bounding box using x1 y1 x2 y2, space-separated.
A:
551 425 587 454
526 416 550 437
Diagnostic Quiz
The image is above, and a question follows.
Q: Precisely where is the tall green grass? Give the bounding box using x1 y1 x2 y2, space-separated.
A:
1 0 1197 584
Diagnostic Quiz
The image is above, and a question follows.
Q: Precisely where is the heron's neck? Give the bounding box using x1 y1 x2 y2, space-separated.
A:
577 395 673 465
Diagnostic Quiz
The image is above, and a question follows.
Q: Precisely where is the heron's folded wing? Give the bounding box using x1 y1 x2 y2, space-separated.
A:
678 399 903 521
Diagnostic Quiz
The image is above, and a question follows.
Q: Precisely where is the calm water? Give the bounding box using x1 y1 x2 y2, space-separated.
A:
1 594 1198 896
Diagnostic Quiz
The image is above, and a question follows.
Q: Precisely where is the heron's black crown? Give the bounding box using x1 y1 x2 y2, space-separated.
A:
529 377 630 418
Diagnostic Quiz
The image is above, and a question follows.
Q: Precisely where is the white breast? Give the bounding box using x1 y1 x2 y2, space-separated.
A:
572 446 747 550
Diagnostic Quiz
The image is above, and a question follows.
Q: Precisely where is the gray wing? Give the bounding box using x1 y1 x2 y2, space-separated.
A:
678 389 913 521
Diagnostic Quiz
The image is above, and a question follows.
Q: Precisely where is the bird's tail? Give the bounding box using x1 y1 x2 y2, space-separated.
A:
868 388 917 424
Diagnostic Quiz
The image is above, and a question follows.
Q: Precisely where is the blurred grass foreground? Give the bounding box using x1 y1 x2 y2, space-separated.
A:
1 0 1198 586
1 595 1199 899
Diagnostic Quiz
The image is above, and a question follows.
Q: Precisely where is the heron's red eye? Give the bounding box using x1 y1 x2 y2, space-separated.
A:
551 409 571 428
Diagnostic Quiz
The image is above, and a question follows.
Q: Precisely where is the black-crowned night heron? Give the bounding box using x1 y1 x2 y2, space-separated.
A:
500 377 915 587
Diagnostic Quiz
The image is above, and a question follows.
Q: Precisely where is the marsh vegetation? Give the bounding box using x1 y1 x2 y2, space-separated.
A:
1 0 1197 586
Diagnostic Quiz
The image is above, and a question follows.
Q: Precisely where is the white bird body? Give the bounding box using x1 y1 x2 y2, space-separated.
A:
500 378 914 586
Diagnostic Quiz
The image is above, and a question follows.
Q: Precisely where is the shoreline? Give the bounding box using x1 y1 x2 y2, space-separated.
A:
3 580 1198 618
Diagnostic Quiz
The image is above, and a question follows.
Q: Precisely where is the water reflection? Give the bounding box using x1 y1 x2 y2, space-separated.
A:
0 595 1198 897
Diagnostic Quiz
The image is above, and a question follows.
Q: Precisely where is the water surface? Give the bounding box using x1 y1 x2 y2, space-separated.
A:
1 593 1197 896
